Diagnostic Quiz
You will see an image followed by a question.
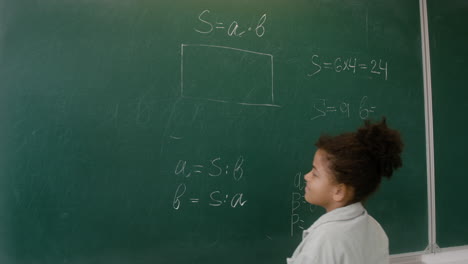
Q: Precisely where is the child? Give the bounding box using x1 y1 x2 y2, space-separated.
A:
287 118 403 264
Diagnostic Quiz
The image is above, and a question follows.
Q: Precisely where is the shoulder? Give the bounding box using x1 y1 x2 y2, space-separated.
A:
291 209 389 264
304 212 389 253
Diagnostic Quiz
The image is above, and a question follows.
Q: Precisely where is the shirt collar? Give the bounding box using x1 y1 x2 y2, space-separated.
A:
304 202 366 237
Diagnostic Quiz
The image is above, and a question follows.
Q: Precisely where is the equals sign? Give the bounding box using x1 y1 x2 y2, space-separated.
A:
369 107 377 112
190 198 200 203
323 62 332 69
326 106 337 112
193 165 204 173
215 22 225 29
359 64 368 69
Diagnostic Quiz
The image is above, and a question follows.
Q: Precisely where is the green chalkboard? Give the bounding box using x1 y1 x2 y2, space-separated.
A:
0 0 427 263
428 0 468 249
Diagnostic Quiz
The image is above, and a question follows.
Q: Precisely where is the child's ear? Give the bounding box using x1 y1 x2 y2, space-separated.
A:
332 184 345 202
332 184 354 203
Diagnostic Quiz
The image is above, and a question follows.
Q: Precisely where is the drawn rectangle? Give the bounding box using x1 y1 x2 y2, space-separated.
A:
181 44 277 107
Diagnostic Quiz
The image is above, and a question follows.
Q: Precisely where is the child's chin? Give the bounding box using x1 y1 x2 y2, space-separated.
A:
304 196 314 204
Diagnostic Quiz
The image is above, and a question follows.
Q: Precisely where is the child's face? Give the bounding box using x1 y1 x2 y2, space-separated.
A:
303 149 337 209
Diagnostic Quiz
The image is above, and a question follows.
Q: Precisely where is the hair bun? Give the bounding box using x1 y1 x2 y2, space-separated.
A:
356 117 404 179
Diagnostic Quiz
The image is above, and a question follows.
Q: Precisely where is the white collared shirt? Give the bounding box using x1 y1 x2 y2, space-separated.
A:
287 202 389 264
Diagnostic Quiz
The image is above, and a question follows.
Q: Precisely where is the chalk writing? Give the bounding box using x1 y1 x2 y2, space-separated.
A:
194 10 267 38
181 44 280 108
290 172 317 236
173 183 186 210
209 190 248 208
308 54 388 80
311 96 376 121
172 183 247 210
174 156 245 181
172 155 248 210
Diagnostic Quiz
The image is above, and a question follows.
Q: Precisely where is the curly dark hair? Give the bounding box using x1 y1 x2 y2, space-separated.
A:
315 117 404 204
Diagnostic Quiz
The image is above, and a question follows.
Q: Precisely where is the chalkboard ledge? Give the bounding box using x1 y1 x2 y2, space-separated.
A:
390 246 468 264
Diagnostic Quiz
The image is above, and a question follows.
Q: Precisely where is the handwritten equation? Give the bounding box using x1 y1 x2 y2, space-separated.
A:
194 10 267 38
173 183 247 210
308 55 388 80
172 156 247 210
174 156 245 181
311 96 377 121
